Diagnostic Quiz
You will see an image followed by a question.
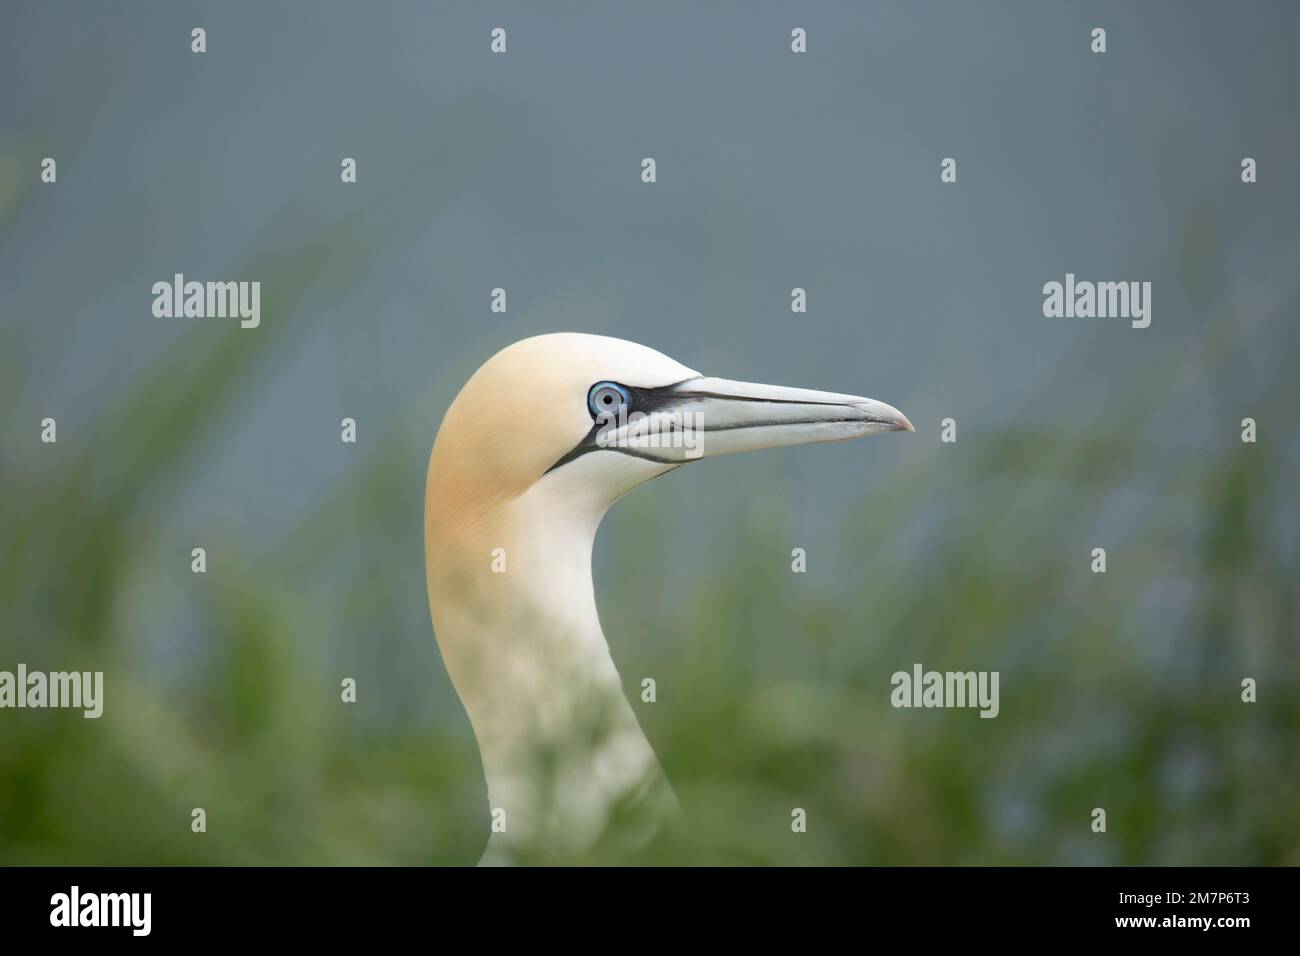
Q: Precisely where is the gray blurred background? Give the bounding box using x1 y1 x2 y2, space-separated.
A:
1 1 1297 864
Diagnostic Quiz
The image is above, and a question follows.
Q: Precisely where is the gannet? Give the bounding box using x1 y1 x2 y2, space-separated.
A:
424 333 913 863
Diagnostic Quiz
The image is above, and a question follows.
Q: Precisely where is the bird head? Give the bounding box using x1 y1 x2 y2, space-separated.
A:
428 333 912 521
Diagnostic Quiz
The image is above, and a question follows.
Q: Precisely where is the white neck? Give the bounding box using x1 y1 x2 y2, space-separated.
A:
427 455 678 861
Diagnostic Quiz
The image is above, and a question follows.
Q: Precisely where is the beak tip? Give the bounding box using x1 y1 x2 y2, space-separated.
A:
850 400 914 434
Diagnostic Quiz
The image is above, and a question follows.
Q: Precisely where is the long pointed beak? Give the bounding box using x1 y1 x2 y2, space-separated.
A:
673 376 913 458
599 375 913 464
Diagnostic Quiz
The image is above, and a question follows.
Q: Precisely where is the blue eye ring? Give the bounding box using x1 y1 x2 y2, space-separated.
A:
588 381 630 419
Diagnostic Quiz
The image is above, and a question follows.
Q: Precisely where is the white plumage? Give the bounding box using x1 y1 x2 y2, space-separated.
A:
424 333 911 863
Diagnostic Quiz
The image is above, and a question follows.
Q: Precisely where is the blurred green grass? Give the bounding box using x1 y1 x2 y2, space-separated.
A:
1 108 1298 866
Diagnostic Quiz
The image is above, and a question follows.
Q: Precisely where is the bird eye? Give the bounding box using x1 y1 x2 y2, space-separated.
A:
588 381 630 419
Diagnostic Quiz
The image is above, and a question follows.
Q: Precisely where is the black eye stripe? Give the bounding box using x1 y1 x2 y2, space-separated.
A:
546 377 703 476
